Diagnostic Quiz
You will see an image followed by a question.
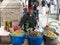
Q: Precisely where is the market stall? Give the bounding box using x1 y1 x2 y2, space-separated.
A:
0 0 60 45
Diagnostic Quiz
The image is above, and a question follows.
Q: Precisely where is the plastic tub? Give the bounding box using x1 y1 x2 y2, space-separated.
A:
28 35 43 45
10 34 26 45
43 32 59 45
44 28 56 32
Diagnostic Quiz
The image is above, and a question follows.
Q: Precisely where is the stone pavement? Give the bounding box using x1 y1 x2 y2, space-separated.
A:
0 41 60 45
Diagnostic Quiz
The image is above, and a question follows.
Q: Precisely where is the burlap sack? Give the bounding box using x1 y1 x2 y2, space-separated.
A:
0 36 11 44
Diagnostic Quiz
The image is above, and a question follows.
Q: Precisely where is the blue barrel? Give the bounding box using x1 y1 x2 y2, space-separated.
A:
28 35 43 45
10 34 26 45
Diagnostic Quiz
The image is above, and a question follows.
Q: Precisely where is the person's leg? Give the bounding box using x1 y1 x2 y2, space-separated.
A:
37 10 39 20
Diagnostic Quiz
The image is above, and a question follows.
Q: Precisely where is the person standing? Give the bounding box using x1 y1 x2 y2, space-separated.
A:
19 6 37 32
41 0 46 7
41 0 46 15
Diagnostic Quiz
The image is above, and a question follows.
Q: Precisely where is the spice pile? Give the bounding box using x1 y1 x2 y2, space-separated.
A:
9 26 25 36
27 28 42 37
44 30 58 38
10 30 24 36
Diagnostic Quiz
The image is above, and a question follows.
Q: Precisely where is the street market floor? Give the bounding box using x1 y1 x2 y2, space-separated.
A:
0 41 60 45
0 38 60 45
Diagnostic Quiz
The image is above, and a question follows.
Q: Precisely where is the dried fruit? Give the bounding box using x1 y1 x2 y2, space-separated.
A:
10 30 24 36
44 30 57 38
28 30 42 37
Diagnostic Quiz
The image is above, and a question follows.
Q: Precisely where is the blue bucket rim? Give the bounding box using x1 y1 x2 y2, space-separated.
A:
28 35 43 39
10 33 26 37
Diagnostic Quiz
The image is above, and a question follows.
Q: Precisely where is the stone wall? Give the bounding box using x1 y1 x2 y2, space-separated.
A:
0 0 23 27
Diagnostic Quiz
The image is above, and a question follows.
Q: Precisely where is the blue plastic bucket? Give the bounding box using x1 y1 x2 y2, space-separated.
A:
10 34 26 45
28 35 43 45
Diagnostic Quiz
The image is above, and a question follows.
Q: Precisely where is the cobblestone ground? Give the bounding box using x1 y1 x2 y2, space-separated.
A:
0 39 60 45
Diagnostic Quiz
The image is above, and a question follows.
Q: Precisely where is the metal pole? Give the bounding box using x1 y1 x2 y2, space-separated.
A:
0 9 1 27
46 1 50 25
57 0 59 20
